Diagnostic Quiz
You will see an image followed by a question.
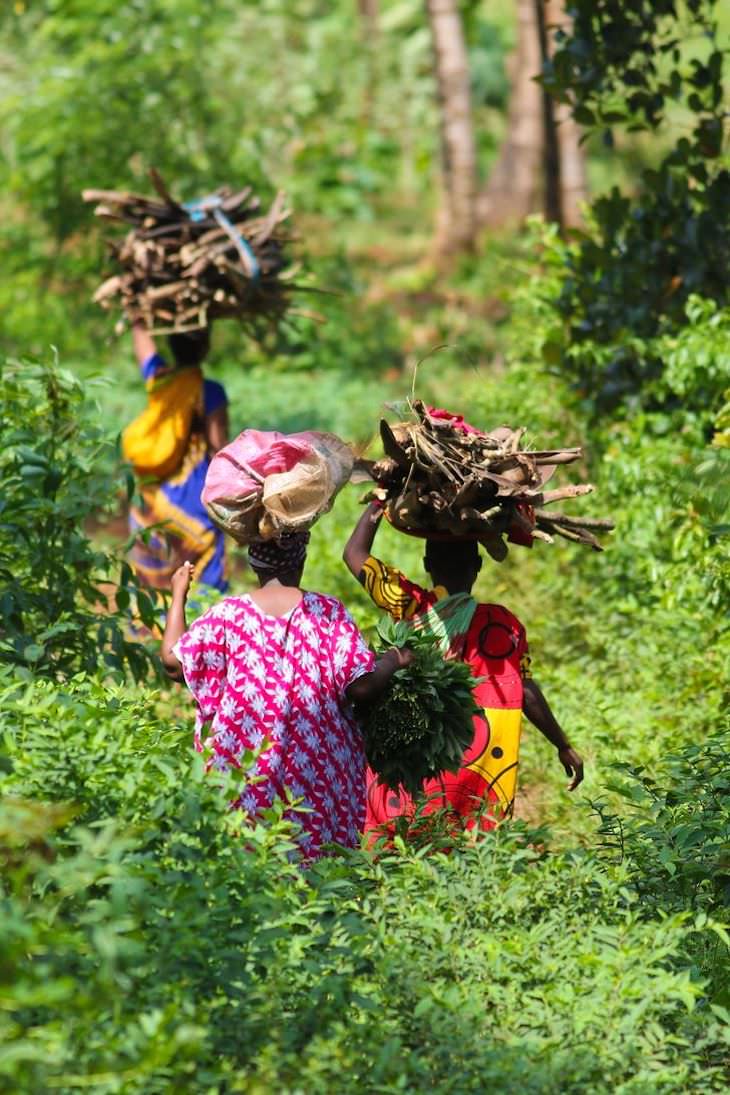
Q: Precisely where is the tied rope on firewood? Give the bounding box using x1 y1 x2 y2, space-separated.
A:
83 169 301 335
366 401 614 560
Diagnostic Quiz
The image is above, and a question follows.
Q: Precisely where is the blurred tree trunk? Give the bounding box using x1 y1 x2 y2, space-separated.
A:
544 0 587 227
357 0 378 24
358 0 379 123
536 0 562 224
479 0 587 229
426 0 478 256
478 0 544 226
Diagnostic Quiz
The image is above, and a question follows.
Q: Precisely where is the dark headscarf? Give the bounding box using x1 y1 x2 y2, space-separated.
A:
247 531 310 575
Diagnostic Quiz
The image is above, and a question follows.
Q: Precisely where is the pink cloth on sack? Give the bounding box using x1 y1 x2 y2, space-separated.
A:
201 429 314 506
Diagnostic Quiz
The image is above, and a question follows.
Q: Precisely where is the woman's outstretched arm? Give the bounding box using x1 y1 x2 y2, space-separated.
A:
205 404 229 454
132 319 157 367
343 500 383 578
345 646 413 707
522 678 584 791
160 562 194 680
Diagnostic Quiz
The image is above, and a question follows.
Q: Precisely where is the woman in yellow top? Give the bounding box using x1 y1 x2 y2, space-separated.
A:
127 322 229 591
344 502 584 834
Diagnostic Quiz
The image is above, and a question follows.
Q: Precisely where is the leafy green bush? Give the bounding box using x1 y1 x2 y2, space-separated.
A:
2 671 729 1093
539 0 730 414
599 720 730 918
0 357 158 680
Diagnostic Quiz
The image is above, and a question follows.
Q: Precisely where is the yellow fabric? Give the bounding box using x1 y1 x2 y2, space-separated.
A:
129 484 217 589
122 367 203 480
359 555 448 620
467 707 523 812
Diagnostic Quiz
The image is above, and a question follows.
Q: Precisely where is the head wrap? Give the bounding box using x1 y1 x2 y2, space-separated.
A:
247 531 310 574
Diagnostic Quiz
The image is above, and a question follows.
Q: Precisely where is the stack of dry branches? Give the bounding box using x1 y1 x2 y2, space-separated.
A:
83 169 297 335
368 401 613 559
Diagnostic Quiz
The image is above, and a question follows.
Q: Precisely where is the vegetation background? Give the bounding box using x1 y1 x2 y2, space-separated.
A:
1 1 729 1091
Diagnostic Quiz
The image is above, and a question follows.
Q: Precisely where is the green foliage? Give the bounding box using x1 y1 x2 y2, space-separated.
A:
1 3 729 1082
599 719 730 918
550 175 730 410
544 0 725 134
1 671 729 1093
595 719 730 1009
0 356 158 680
362 617 481 797
539 0 730 414
2 0 260 242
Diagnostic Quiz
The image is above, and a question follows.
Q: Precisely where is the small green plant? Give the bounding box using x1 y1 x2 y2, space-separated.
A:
0 356 159 681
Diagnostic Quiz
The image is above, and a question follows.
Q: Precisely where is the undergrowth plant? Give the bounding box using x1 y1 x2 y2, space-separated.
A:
0 357 159 681
1 671 729 1094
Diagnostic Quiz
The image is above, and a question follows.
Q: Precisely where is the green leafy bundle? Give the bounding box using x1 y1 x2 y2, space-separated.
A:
362 618 481 798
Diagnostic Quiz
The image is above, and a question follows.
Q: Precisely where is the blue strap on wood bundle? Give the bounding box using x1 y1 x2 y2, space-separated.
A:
183 195 260 281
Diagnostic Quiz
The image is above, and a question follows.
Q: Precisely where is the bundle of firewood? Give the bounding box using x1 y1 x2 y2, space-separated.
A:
367 402 613 560
83 169 296 334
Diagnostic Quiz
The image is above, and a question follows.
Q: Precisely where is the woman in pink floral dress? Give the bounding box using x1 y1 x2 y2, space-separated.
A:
161 532 411 859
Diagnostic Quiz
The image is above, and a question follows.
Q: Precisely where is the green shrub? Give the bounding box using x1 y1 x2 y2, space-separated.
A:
0 356 158 681
1 671 729 1093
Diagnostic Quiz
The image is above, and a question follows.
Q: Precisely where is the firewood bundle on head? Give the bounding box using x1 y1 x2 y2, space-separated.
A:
83 169 295 335
368 401 614 560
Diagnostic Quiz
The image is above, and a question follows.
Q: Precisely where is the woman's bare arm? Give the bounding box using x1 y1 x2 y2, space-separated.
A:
522 678 584 790
132 320 157 367
345 646 413 707
343 501 383 578
205 404 229 454
160 563 194 680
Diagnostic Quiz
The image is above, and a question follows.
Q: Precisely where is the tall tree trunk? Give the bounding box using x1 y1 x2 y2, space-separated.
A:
478 0 544 226
544 0 587 227
426 0 478 256
479 0 587 229
358 0 379 124
535 0 562 224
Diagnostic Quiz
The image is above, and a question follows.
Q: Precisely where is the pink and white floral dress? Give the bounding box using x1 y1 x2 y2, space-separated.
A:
175 591 375 858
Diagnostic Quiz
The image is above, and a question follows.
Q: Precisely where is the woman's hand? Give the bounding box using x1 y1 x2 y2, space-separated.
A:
346 646 415 708
558 746 584 791
386 645 415 670
161 562 194 680
171 561 194 601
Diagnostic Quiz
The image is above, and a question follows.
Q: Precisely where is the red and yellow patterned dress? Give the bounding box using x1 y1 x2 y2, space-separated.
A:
359 556 531 834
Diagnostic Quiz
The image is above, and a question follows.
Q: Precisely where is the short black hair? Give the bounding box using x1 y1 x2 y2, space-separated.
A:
167 329 210 368
424 539 480 575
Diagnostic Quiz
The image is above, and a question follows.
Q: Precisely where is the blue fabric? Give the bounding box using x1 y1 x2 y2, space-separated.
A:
203 378 227 416
133 352 229 593
140 351 170 383
159 455 227 591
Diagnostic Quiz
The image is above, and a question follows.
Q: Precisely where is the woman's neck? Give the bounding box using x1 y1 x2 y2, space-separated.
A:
249 579 303 618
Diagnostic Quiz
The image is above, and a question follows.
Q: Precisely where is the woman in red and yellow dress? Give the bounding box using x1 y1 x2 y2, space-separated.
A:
344 502 584 836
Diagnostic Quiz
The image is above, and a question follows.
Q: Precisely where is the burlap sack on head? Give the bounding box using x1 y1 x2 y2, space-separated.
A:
202 429 354 544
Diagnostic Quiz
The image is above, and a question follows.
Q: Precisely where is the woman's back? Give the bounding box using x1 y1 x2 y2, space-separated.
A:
176 591 374 857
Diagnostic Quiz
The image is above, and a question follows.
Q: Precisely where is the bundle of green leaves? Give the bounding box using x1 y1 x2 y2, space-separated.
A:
362 617 481 798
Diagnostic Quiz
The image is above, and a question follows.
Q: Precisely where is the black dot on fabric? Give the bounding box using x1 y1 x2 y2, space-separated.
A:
491 746 504 759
